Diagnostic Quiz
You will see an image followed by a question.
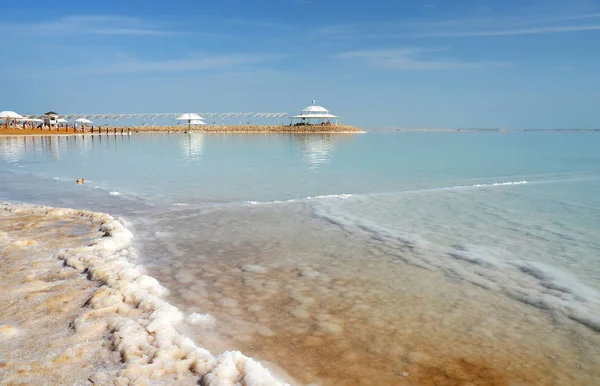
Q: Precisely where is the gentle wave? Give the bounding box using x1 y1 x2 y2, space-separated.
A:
2 202 290 385
453 180 528 188
244 180 531 206
246 193 353 206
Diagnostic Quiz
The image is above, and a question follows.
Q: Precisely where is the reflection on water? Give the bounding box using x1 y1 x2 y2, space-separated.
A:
0 133 358 172
0 137 25 163
295 134 334 169
0 133 362 203
0 135 98 163
180 133 205 161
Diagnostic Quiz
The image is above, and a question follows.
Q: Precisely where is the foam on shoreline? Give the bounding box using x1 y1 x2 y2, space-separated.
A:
0 202 291 385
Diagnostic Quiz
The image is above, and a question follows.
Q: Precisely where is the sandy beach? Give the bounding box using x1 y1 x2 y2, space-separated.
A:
0 124 364 136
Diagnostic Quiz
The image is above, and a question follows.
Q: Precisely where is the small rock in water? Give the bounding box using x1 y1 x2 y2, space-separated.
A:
76 178 84 184
240 264 266 274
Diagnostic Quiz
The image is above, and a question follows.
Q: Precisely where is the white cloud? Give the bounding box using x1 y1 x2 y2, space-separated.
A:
519 12 600 24
1 15 177 37
417 24 600 37
312 13 600 40
87 55 281 75
335 48 510 70
3 53 284 78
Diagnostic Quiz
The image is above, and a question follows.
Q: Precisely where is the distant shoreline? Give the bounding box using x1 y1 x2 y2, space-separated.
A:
0 124 364 136
372 128 600 132
2 126 598 136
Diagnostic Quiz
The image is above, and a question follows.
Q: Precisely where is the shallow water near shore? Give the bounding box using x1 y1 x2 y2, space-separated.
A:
1 132 600 384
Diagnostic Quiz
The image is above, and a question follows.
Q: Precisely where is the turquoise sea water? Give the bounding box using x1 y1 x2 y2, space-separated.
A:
1 131 600 384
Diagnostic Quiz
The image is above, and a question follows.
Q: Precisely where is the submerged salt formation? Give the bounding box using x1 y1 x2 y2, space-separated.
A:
0 202 290 386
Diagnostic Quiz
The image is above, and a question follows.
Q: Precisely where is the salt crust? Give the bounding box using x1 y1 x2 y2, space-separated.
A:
1 202 290 386
313 200 600 333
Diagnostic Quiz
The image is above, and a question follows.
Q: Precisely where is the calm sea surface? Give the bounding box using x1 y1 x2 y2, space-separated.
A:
1 132 600 384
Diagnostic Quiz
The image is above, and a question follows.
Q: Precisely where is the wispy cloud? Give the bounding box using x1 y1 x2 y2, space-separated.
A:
416 24 600 37
313 13 600 40
335 48 510 70
3 53 284 79
88 55 282 75
519 12 600 24
2 15 179 37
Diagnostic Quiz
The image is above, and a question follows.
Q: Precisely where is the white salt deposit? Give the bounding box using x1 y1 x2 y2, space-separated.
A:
187 313 217 326
240 264 267 273
1 202 290 385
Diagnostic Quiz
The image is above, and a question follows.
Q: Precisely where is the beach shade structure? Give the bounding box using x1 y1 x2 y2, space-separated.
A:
0 111 24 128
75 118 93 124
56 118 68 123
289 101 340 126
176 113 204 130
189 119 206 125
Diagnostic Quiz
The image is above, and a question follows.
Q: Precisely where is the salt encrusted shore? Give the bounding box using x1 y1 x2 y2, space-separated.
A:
0 124 364 136
0 202 292 386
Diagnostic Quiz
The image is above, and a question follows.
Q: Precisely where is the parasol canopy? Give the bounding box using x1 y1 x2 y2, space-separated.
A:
0 111 24 119
176 113 205 129
176 113 204 121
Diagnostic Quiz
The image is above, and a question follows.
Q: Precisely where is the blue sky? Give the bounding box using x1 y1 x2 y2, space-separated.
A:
1 0 599 129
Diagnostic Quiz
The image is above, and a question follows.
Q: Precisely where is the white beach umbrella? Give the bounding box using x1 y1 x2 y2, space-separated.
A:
0 111 23 127
75 118 93 124
56 118 68 123
176 113 204 130
190 119 206 125
0 111 23 119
